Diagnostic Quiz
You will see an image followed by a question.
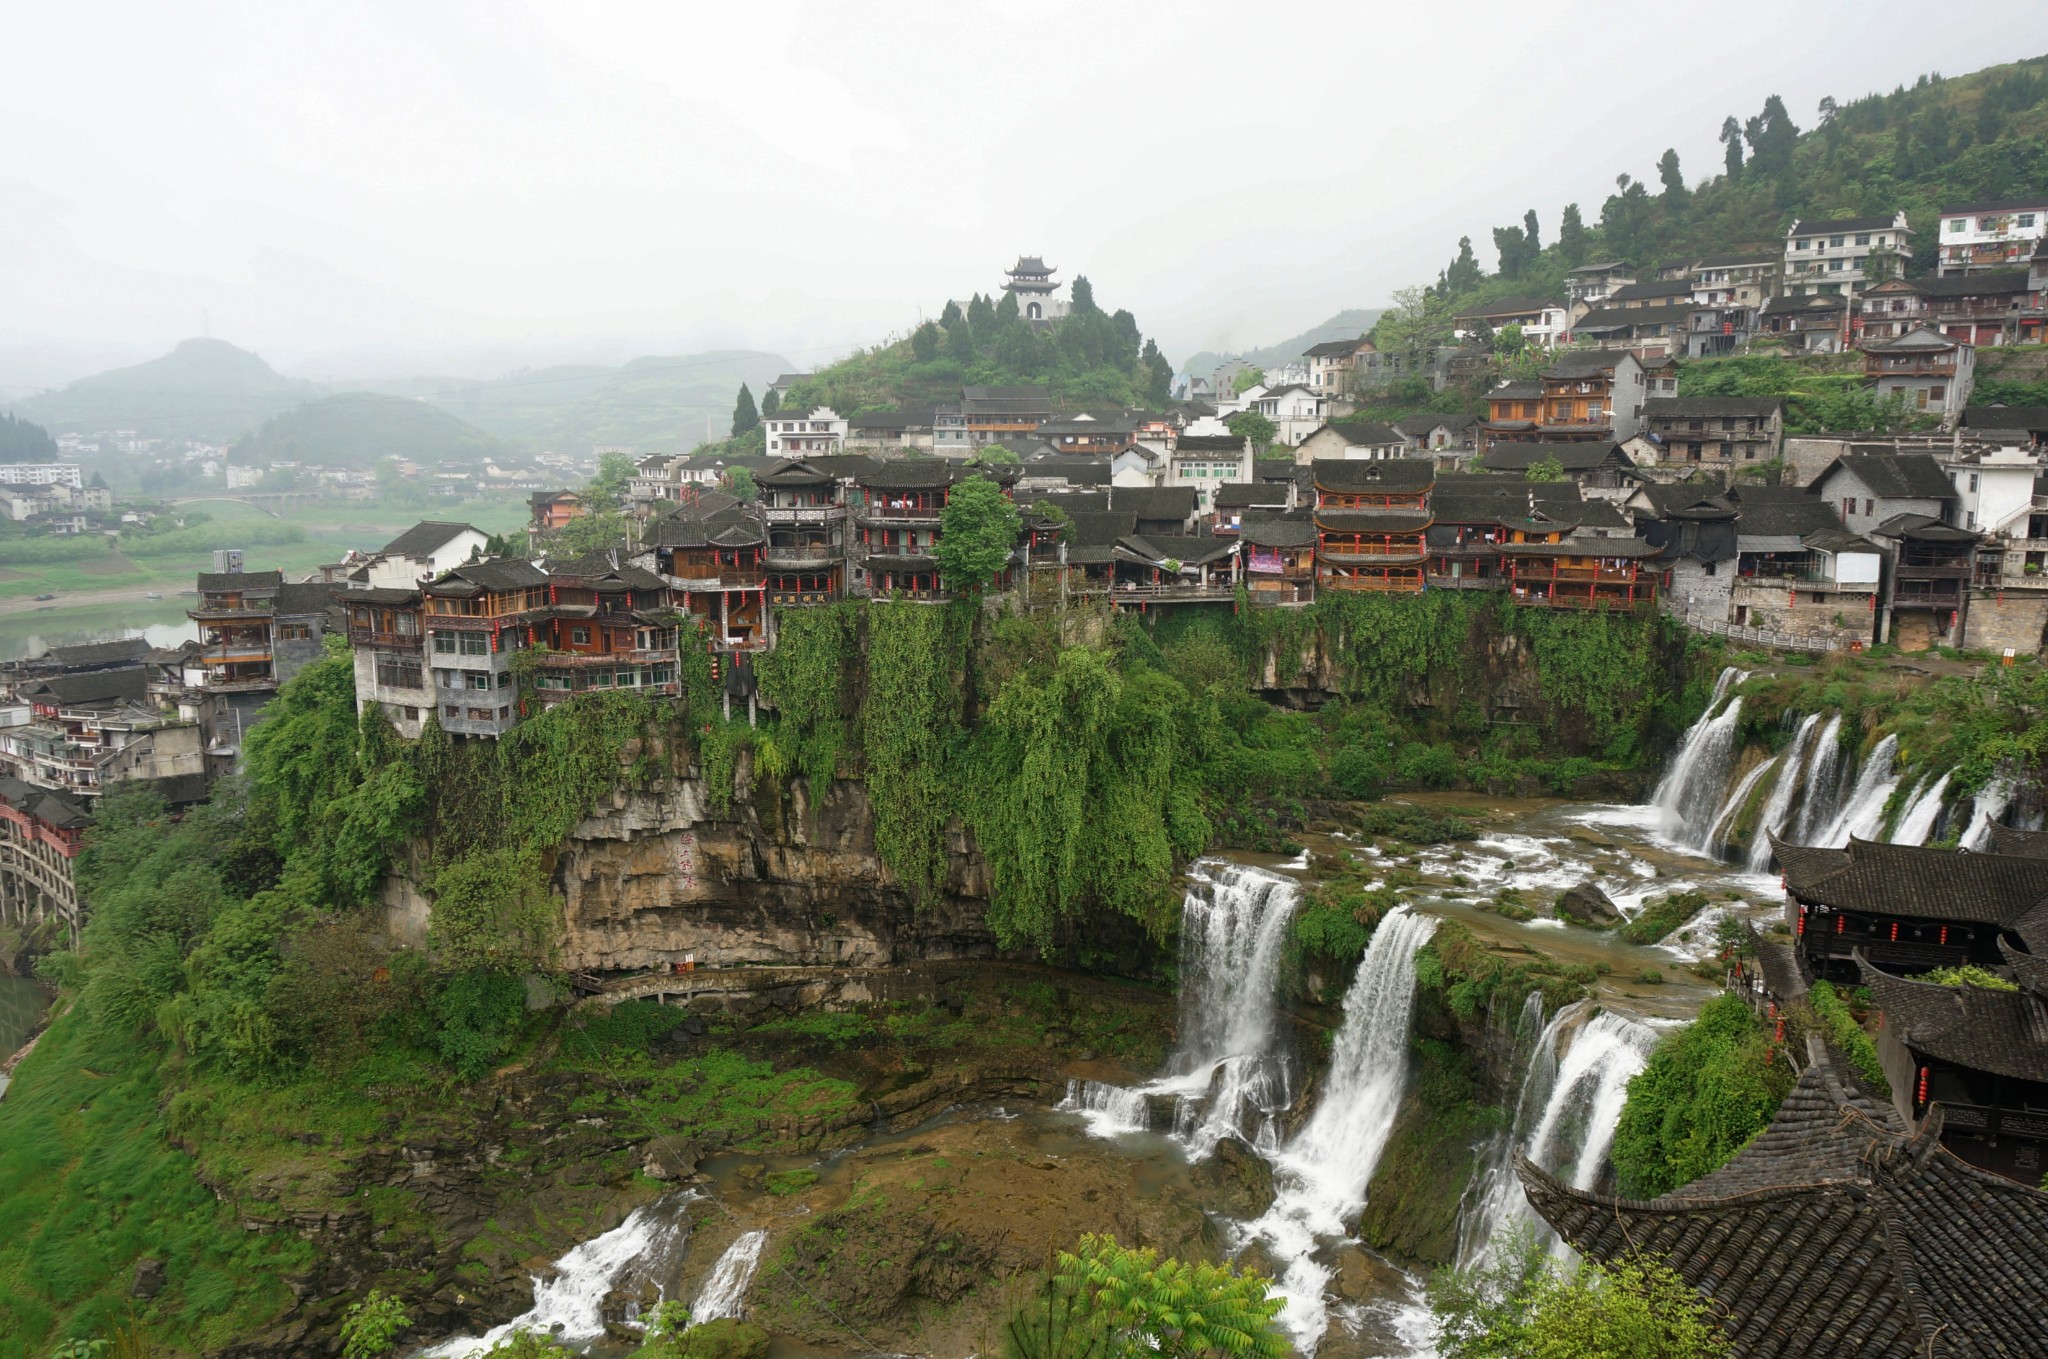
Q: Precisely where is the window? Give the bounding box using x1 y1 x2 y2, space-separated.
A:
1830 236 1845 248
1970 473 1980 493
444 705 460 719
1865 498 1875 517
375 656 423 690
1796 239 1809 250
276 623 311 641
1948 218 1967 233
467 672 491 690
460 633 488 656
404 706 420 721
497 672 511 689
1842 497 1857 518
432 634 454 654
1856 233 1871 246
1830 259 1846 272
2022 214 2038 229
571 626 591 645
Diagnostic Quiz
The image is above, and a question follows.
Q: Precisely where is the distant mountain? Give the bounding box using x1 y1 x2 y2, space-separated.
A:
357 349 795 454
15 338 317 443
1180 309 1384 384
230 392 499 469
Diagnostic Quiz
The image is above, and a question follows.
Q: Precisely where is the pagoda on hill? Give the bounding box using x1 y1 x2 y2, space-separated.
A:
1003 255 1067 324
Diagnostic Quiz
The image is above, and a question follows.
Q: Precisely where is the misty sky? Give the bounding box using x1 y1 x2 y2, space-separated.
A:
6 1 2048 389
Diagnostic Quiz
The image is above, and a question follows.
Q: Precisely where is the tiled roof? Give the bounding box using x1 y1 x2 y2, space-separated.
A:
380 521 480 557
1608 279 1697 302
21 667 147 707
1479 442 1627 472
1735 495 1840 539
1574 303 1698 330
1780 836 2048 926
1790 213 1902 234
755 460 836 486
1064 511 1140 548
198 570 282 592
1763 293 1847 316
341 586 421 605
1454 295 1561 319
1241 519 1317 548
1817 453 1955 501
44 637 151 667
275 582 342 615
1032 490 1110 514
1859 958 2048 1083
1313 509 1433 533
1489 380 1544 400
1111 486 1200 521
431 558 549 592
1330 421 1403 445
858 459 960 489
1911 270 2030 298
1987 824 2048 859
1175 435 1249 453
1543 349 1632 378
1962 406 2048 431
1311 458 1435 492
1302 338 1369 358
1520 1040 2048 1359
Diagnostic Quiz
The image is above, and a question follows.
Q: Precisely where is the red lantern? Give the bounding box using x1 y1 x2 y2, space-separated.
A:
1797 908 1807 937
1891 921 1900 942
1917 1067 1929 1107
1836 914 1846 935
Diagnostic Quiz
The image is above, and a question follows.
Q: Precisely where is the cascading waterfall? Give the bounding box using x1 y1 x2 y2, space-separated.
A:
1745 715 1821 871
422 1196 695 1356
1962 776 2016 850
1891 771 1952 845
1237 906 1438 1355
1650 668 1746 839
692 1230 768 1323
1454 994 1554 1271
1789 714 1846 844
1697 755 1775 858
1059 860 1300 1156
1819 732 1899 846
1455 1006 1661 1271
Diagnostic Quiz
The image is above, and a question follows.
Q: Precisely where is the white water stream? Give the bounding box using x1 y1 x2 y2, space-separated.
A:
421 1196 696 1357
1237 906 1439 1354
691 1230 768 1323
1891 771 1953 845
1744 714 1820 871
1060 859 1300 1155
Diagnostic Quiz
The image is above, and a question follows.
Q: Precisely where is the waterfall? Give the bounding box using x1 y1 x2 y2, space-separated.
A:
1455 993 1554 1271
1651 669 1746 841
1790 714 1846 843
1059 860 1300 1158
692 1230 768 1323
1891 772 1952 845
1961 776 2016 851
422 1197 695 1356
1819 733 1899 846
1455 1006 1660 1271
1238 906 1438 1355
1695 755 1775 859
1745 715 1821 871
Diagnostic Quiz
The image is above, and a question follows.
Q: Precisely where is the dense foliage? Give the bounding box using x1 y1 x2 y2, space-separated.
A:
0 411 58 459
229 392 501 469
1004 1235 1288 1359
1807 981 1889 1091
1431 1242 1730 1359
1610 994 1793 1198
936 477 1024 593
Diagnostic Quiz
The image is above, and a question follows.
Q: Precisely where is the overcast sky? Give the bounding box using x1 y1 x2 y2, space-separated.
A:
6 0 2048 389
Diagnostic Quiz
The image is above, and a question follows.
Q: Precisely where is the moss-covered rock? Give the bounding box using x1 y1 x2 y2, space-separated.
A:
1356 1035 1498 1265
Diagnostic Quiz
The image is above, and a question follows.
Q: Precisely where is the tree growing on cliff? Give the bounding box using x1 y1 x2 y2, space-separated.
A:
1432 1245 1730 1359
935 476 1021 594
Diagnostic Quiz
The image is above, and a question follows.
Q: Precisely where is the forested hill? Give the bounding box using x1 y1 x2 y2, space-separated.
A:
1379 55 2048 346
0 411 57 460
773 276 1175 424
15 338 317 444
229 393 501 469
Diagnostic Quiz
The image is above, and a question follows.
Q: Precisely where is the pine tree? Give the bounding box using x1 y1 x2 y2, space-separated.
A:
912 321 940 362
1070 276 1099 316
731 384 759 437
1522 208 1541 255
1558 205 1587 266
1720 116 1744 177
761 387 781 417
1657 148 1687 204
1446 236 1482 293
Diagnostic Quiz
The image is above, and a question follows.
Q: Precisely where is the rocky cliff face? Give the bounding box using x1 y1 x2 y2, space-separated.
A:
538 754 995 973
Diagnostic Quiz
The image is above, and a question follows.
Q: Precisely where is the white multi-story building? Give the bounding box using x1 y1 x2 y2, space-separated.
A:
762 407 848 457
1784 212 1911 299
0 463 82 488
1936 198 2048 276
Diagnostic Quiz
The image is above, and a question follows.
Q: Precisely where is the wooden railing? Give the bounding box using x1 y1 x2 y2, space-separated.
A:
1666 606 1842 653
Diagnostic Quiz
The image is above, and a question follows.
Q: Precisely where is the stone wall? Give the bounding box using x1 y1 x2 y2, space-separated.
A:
1961 588 2048 654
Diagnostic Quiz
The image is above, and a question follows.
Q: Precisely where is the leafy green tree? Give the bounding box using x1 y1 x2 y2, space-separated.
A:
1557 204 1587 266
726 466 758 503
948 319 976 362
1720 116 1744 177
1024 1235 1288 1359
1522 208 1541 255
969 292 997 331
1231 368 1265 396
1493 324 1528 358
1492 223 1531 279
760 387 780 417
341 1289 412 1359
977 444 1022 465
935 476 1022 594
1657 148 1687 204
587 450 637 511
1225 410 1278 455
731 384 760 437
1070 276 1100 316
1445 236 1484 293
1433 1242 1729 1359
940 299 964 329
1610 993 1791 1197
1524 455 1567 483
995 290 1021 326
911 321 940 363
481 1331 572 1357
1140 339 1174 407
1373 286 1457 356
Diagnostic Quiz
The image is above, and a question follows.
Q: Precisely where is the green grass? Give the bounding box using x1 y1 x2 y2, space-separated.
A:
0 1009 311 1357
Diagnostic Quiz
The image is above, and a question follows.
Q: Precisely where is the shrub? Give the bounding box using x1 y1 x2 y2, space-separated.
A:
1619 891 1710 945
1611 994 1791 1197
1807 981 1888 1092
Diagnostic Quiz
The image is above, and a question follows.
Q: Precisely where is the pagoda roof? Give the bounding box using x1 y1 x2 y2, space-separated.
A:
1858 956 2048 1084
1311 457 1434 493
1519 1039 2048 1359
1314 509 1433 534
1006 256 1054 275
1774 834 2048 926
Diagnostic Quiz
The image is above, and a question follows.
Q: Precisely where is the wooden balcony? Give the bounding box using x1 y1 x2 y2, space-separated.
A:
348 627 422 650
1108 583 1237 604
1320 571 1425 593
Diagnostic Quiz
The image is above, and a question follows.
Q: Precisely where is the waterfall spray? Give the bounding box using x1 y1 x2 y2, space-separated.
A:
1790 714 1846 843
1745 714 1820 871
1651 669 1747 843
1820 733 1899 846
1891 771 1952 845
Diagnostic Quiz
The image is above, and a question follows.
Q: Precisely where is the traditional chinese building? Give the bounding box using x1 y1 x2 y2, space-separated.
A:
757 459 849 605
523 551 680 703
421 559 550 737
1312 458 1433 593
